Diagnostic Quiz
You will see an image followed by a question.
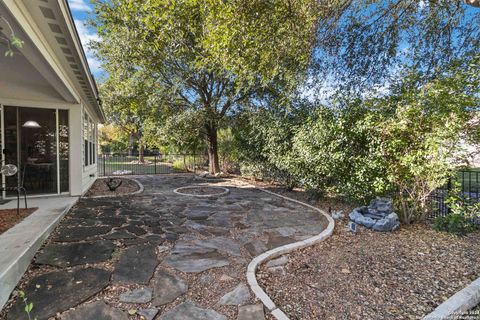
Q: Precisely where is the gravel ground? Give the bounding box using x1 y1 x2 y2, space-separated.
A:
238 177 480 319
257 219 480 319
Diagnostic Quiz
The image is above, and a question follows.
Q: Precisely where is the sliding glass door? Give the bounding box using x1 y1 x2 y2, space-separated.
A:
1 106 69 196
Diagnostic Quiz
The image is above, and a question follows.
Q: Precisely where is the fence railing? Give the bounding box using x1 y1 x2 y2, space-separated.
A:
428 170 480 218
98 153 207 177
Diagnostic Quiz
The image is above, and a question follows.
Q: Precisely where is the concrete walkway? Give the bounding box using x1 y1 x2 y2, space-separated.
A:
1 175 327 320
0 196 78 310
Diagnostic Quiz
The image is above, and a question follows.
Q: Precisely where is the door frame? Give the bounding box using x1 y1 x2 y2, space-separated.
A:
0 104 69 198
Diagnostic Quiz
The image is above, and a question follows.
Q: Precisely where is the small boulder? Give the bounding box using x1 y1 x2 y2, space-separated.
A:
348 209 363 222
356 216 376 229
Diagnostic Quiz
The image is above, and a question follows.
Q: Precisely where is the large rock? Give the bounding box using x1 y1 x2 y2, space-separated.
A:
7 268 111 320
348 209 363 222
159 301 227 320
162 242 229 273
61 301 128 320
355 215 376 229
349 198 399 232
35 241 115 267
113 245 158 284
152 271 188 306
218 283 250 306
372 212 400 232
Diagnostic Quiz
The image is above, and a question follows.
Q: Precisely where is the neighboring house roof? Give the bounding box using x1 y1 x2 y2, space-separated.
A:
0 0 105 122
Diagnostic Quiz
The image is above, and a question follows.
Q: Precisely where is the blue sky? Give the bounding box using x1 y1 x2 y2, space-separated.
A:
67 0 103 78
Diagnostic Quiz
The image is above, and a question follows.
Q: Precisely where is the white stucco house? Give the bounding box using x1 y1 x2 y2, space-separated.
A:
0 0 105 197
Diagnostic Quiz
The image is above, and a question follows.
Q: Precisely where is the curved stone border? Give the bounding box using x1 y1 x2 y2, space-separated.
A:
173 185 230 198
83 177 144 198
240 181 335 320
424 277 480 320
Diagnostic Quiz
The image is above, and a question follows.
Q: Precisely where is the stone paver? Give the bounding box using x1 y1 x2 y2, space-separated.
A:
113 244 158 284
61 301 128 320
119 288 153 303
152 271 188 306
237 304 265 320
160 301 227 320
7 268 110 320
54 226 112 242
163 241 230 273
35 241 115 267
219 284 251 306
4 175 327 320
138 308 159 320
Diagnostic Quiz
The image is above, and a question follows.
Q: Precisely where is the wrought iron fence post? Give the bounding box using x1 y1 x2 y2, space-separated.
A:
103 154 106 177
154 154 157 174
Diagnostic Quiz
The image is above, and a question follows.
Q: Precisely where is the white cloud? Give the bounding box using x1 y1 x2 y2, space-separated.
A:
74 19 102 74
69 0 92 12
74 19 99 43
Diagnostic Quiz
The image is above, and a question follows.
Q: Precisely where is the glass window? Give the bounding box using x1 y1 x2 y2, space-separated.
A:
83 112 97 167
83 112 90 167
59 110 69 192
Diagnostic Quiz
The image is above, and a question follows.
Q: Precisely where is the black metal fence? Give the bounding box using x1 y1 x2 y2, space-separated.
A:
428 170 480 218
98 153 207 177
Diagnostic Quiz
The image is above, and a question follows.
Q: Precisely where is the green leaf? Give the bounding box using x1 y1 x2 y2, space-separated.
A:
25 302 33 313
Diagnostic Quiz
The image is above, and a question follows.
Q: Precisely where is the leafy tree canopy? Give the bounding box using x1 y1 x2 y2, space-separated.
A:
310 0 480 95
92 0 326 172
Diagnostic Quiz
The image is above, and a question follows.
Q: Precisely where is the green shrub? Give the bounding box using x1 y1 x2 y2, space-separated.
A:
433 214 476 236
235 55 480 223
433 185 479 236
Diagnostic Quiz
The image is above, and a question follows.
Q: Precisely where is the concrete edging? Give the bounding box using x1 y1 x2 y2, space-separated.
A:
83 177 144 198
173 185 230 198
241 181 335 320
424 277 480 320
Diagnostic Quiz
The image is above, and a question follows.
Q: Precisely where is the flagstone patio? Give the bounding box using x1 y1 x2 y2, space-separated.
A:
3 174 328 320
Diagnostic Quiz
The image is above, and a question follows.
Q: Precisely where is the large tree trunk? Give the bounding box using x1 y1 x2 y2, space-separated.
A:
206 123 221 174
138 144 145 163
128 133 135 156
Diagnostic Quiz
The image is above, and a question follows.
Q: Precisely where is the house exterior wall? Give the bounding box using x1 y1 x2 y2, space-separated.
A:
80 103 100 195
0 0 105 196
0 99 98 197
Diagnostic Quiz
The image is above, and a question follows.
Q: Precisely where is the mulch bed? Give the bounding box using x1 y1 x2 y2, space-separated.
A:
84 178 140 197
257 220 480 319
0 208 38 234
